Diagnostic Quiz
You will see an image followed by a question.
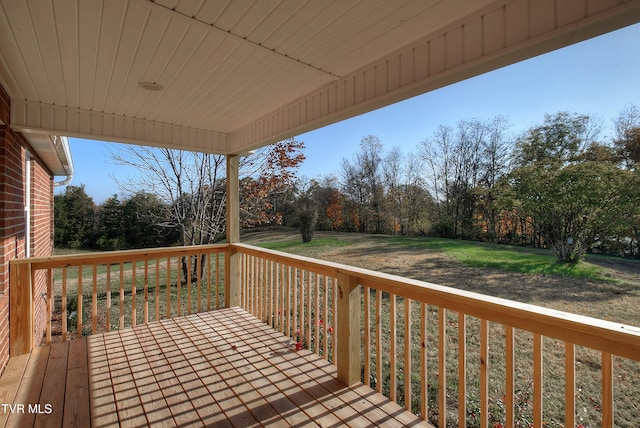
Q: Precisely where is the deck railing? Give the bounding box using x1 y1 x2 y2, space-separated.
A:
9 245 226 350
9 243 640 427
233 243 640 428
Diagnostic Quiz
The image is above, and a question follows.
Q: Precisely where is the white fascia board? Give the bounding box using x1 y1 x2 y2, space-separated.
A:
10 100 230 154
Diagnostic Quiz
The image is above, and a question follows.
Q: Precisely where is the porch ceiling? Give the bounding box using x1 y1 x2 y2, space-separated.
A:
1 0 640 157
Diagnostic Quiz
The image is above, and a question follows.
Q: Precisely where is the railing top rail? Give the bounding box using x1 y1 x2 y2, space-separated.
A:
234 243 640 360
10 244 228 269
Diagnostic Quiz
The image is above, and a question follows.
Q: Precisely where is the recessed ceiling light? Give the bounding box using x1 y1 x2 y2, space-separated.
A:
138 81 163 91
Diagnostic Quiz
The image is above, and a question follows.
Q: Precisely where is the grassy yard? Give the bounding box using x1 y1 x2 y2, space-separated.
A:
386 236 607 279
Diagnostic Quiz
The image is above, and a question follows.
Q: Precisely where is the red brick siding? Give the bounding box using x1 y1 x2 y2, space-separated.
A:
0 127 26 293
31 158 54 257
30 157 53 348
0 125 25 371
0 84 55 371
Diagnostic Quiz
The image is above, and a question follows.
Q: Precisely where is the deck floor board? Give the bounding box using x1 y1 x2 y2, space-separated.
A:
2 308 432 427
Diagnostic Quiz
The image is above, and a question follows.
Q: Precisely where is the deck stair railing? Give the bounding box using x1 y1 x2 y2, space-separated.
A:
9 243 640 427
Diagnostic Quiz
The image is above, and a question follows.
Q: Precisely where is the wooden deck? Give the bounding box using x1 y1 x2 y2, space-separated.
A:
1 307 431 427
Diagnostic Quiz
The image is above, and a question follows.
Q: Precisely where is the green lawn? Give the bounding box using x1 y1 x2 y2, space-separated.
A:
253 232 611 281
386 236 607 280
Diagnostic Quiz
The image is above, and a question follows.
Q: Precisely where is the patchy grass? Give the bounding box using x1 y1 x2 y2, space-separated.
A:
387 236 607 280
258 237 353 257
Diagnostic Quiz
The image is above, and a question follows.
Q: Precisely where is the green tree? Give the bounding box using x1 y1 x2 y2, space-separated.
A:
122 192 177 249
507 162 634 262
54 185 96 249
613 104 640 169
514 111 600 168
292 179 319 243
506 112 634 263
96 195 125 250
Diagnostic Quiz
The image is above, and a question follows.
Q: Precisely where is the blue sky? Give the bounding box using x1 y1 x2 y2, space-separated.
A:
64 23 640 203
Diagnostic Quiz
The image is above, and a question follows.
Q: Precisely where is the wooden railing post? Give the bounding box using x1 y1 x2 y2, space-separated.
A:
336 273 361 386
225 155 240 308
9 261 34 355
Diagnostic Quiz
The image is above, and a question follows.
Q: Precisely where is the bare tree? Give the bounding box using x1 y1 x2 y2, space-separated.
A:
340 135 385 233
110 147 226 247
383 147 403 234
420 117 513 239
109 139 305 279
613 103 640 169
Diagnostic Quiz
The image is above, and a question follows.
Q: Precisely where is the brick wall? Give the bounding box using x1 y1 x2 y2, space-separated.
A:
0 84 55 371
30 157 54 350
0 124 25 370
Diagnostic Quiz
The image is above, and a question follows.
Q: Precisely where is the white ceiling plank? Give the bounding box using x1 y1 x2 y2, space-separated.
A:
115 5 171 116
484 6 506 55
144 28 220 121
462 17 483 64
153 0 178 9
191 0 232 24
102 1 152 114
53 0 80 108
212 0 255 32
588 0 625 14
273 1 364 60
174 0 207 17
228 0 283 38
505 0 530 47
0 3 30 99
91 0 130 112
301 1 427 73
143 0 340 78
529 0 556 38
242 0 309 44
557 0 588 27
77 0 103 110
189 48 278 126
3 1 53 102
28 1 67 105
208 59 326 129
126 14 193 118
135 23 213 119
167 42 254 131
158 35 236 125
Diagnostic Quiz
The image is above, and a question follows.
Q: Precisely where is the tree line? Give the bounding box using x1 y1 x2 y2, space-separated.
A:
54 139 306 250
55 107 640 263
